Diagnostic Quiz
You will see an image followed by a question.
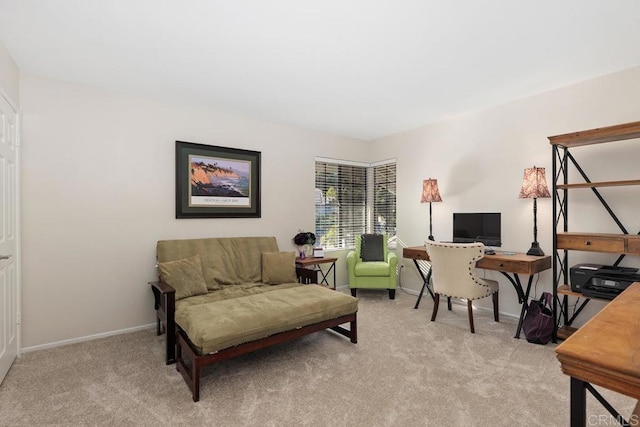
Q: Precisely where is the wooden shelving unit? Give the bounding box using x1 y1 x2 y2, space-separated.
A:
549 120 640 341
556 284 609 301
556 325 578 341
556 180 640 189
548 121 640 147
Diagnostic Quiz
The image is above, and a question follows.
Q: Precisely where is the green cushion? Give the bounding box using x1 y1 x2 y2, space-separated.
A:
175 282 300 313
157 237 279 289
176 285 358 354
261 251 298 284
158 255 208 301
354 261 391 276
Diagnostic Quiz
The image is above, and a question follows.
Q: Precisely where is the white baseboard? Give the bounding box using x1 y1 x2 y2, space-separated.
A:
21 286 520 354
21 323 155 354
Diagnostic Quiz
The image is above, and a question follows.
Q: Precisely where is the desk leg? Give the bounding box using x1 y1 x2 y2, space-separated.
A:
413 260 434 309
515 276 534 339
570 377 586 427
498 272 534 339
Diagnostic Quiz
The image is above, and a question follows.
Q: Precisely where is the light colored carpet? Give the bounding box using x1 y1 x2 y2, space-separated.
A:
0 289 636 426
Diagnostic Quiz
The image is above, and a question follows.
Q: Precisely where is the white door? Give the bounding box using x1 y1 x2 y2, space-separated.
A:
0 92 18 384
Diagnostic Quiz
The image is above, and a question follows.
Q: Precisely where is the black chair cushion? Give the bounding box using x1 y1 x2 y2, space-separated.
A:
361 234 384 262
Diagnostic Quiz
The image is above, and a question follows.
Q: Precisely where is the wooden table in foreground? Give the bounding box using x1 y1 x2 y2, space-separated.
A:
556 282 640 426
402 246 551 338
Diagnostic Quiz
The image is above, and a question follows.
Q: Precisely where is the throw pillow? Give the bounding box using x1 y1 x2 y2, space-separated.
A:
158 254 208 300
262 251 298 285
361 234 384 262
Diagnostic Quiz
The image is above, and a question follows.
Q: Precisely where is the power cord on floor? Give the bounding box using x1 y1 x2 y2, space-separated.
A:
391 235 430 296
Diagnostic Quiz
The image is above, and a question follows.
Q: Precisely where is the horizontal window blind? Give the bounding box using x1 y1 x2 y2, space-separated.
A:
315 161 367 249
373 162 397 247
315 158 396 250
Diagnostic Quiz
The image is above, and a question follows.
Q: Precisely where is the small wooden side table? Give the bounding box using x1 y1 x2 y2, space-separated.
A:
295 256 338 289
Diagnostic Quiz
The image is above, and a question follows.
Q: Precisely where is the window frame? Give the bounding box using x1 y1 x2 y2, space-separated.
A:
315 157 396 251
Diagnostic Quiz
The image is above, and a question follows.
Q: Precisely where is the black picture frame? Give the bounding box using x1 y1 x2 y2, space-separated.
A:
175 141 261 218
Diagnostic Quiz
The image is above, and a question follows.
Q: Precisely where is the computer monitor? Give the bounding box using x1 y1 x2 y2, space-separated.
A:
452 213 501 247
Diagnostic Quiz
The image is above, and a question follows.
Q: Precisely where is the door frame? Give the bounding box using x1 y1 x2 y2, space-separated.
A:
1 86 21 358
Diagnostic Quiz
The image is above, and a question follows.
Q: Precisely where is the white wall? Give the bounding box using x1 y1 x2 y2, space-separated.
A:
16 60 640 348
372 66 640 321
19 74 368 349
0 40 19 106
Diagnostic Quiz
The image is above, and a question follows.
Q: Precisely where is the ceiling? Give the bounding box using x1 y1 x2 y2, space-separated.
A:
1 1 640 140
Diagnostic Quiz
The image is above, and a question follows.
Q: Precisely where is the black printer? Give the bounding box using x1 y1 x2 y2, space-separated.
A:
570 263 640 300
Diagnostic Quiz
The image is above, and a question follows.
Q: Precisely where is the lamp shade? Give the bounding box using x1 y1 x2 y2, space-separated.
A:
420 178 442 203
518 167 551 199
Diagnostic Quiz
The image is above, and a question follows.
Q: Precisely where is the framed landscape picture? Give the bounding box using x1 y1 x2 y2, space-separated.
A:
175 141 261 218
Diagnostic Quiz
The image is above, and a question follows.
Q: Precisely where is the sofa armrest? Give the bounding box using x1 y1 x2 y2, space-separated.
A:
149 280 176 364
296 267 318 284
150 280 175 306
386 251 398 267
346 251 358 286
346 250 358 267
387 251 399 287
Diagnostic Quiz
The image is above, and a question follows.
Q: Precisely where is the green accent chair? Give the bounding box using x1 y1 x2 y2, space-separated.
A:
347 234 398 299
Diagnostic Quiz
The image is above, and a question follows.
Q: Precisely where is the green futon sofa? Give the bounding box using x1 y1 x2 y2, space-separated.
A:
150 236 358 402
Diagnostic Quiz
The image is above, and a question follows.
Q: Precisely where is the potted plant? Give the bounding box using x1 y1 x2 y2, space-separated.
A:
292 231 316 259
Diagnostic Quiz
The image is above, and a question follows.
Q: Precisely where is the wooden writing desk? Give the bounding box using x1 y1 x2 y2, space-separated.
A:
556 282 640 426
403 246 551 338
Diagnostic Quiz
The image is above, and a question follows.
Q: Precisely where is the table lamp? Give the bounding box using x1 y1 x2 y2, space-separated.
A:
421 178 442 241
518 166 551 256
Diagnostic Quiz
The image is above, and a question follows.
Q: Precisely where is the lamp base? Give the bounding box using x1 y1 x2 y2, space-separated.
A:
526 242 545 257
427 235 435 241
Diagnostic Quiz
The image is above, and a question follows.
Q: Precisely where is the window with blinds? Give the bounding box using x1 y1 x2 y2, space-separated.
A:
372 161 397 244
315 158 396 250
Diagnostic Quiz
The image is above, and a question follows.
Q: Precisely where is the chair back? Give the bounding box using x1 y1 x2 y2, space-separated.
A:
355 234 388 261
424 241 493 299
